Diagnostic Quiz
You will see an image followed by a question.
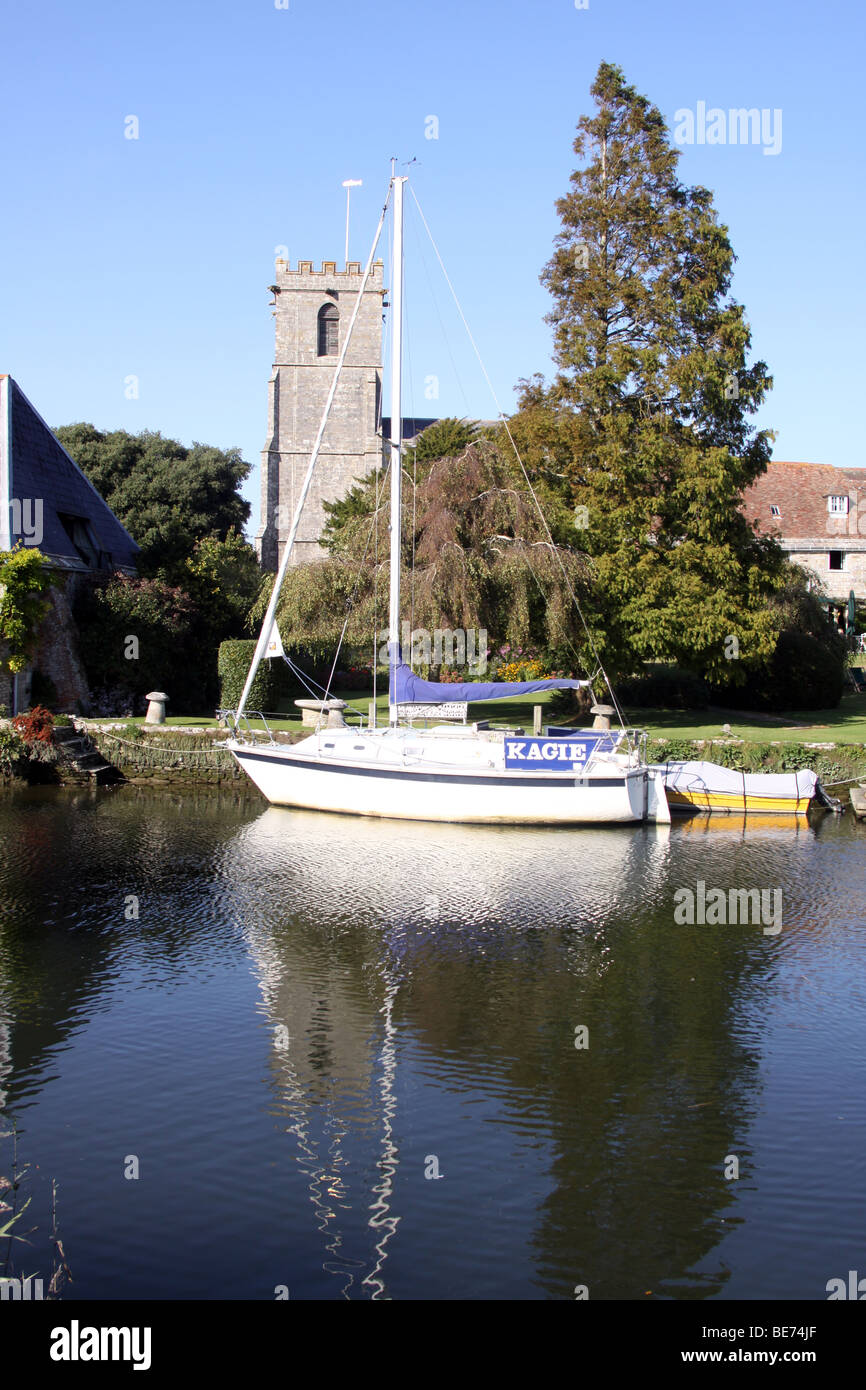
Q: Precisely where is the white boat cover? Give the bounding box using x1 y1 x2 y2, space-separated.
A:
651 760 819 803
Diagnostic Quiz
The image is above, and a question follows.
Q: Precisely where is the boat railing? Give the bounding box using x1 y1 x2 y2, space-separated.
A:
546 725 648 763
217 705 369 743
622 728 648 765
216 709 276 744
583 727 648 769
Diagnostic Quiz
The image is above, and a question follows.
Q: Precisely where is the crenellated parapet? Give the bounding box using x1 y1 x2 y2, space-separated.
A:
271 259 384 287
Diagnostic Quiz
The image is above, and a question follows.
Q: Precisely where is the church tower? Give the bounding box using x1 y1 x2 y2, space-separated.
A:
256 258 385 570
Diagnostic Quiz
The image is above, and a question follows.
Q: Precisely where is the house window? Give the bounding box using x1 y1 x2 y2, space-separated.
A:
58 513 101 568
828 496 850 514
828 550 844 570
770 505 780 517
317 303 339 356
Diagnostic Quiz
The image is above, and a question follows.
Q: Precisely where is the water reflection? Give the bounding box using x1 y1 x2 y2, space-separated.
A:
1 788 862 1299
228 807 812 1298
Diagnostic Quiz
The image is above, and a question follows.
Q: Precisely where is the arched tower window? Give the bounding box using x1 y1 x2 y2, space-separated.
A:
317 303 339 356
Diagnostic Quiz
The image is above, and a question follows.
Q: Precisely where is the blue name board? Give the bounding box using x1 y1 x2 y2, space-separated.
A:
504 735 605 769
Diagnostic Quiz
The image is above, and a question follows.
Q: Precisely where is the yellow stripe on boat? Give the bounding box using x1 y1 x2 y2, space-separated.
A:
665 788 813 815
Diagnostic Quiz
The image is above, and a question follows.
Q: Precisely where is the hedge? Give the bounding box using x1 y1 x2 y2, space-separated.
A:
217 641 276 711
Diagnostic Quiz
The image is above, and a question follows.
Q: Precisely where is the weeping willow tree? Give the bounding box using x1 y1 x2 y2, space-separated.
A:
319 417 481 551
250 440 612 680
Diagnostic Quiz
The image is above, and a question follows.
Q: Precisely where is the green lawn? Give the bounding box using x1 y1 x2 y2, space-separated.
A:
100 687 866 744
636 692 866 743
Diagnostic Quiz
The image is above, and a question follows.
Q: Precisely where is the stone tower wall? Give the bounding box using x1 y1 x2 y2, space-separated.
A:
256 259 384 570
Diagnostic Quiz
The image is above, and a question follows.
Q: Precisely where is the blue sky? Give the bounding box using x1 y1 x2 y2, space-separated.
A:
2 0 864 535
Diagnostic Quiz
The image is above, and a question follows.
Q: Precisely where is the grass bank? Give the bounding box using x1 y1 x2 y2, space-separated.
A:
104 688 866 744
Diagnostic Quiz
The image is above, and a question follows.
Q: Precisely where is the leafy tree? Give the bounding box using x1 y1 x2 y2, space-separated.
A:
252 440 597 677
0 546 55 674
517 61 787 686
74 574 201 712
73 533 264 715
184 529 264 644
710 563 848 710
320 473 382 551
53 424 252 582
413 416 479 462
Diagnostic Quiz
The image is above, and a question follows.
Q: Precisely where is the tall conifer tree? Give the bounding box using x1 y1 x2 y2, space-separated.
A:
520 61 784 682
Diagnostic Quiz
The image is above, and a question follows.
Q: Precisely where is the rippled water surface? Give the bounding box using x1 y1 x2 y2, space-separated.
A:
1 784 864 1299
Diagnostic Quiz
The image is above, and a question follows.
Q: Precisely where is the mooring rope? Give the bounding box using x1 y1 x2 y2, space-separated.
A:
92 730 234 766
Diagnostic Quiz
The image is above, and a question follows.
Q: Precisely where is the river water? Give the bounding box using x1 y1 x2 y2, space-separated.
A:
0 784 863 1300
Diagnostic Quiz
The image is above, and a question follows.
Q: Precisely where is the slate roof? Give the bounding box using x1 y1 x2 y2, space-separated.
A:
1 376 139 572
381 416 440 442
743 461 866 550
380 417 499 443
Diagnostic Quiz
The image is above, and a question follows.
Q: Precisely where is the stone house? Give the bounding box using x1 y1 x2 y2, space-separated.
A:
0 375 139 713
743 461 866 604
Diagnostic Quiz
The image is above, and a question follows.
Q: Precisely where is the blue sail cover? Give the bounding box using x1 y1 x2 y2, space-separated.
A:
392 661 590 705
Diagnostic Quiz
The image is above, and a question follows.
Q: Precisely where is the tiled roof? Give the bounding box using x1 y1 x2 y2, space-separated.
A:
743 461 866 547
1 377 139 571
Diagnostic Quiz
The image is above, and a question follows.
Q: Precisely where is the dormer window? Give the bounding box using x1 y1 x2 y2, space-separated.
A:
770 505 780 517
828 495 849 514
317 303 339 356
58 513 100 568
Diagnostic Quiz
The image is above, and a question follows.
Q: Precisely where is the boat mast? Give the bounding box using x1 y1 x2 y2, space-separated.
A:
388 175 406 724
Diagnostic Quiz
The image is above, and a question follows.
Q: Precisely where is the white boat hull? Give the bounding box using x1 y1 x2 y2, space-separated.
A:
228 732 670 825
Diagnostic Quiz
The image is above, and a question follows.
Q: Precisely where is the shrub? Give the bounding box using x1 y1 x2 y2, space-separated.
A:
12 705 54 743
333 665 373 691
435 665 470 684
74 574 203 713
617 664 710 710
218 640 277 711
0 727 26 775
0 546 55 674
217 641 313 710
88 685 136 718
497 658 552 682
710 629 846 712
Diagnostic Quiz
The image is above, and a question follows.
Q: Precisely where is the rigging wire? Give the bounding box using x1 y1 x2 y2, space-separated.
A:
407 183 630 737
372 288 388 723
237 180 393 723
402 232 418 670
409 197 474 420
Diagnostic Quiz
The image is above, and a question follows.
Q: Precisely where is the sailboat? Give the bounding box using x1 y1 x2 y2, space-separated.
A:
226 172 670 825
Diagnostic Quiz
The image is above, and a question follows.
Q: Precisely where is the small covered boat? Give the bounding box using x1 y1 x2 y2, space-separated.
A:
651 759 818 815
